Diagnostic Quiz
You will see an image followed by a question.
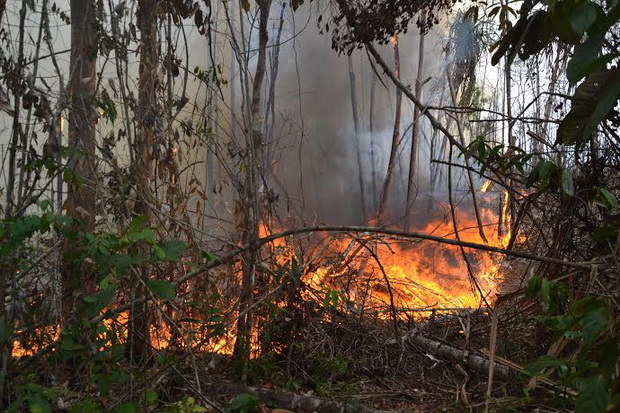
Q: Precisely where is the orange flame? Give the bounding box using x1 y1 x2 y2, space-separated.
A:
12 197 513 358
481 180 493 193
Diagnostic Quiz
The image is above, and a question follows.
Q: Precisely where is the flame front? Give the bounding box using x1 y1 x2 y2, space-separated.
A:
301 209 504 316
12 197 512 357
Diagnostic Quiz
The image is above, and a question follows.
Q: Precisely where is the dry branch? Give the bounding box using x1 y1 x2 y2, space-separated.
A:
365 43 518 186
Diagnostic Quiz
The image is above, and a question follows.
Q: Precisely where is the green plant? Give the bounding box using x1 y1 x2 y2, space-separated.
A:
1 209 189 408
229 392 260 413
7 381 62 413
489 0 620 149
524 276 619 412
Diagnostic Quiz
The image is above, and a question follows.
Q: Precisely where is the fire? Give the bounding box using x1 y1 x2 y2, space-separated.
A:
481 180 493 192
260 201 509 319
311 213 502 315
12 197 513 358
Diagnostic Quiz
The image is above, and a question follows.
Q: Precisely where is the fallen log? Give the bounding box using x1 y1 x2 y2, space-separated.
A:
390 331 512 379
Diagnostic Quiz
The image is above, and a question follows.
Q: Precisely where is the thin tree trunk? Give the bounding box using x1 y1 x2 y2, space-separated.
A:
500 58 513 241
66 0 98 231
0 2 28 404
404 31 425 229
264 3 285 148
542 45 568 166
347 54 367 220
128 0 159 364
234 0 272 380
447 74 488 243
61 0 98 323
5 0 27 219
378 37 402 223
369 74 378 211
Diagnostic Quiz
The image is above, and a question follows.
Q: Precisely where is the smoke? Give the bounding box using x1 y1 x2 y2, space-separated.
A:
267 4 450 226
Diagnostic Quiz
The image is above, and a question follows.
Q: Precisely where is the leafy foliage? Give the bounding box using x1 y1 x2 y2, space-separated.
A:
489 0 620 146
524 277 619 412
229 392 260 413
326 0 458 52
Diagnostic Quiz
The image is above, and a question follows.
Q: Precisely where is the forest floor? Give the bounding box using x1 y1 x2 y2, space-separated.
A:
128 302 544 412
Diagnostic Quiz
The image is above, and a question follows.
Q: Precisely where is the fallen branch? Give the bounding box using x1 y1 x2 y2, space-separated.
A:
388 331 512 379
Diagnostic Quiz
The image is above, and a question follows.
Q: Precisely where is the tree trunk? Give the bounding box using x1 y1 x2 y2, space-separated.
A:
369 74 378 211
234 0 272 380
404 31 425 229
347 54 367 221
378 37 402 223
62 0 98 320
127 0 159 364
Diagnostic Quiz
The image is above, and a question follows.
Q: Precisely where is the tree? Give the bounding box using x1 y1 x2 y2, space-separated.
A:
62 0 98 319
233 0 273 380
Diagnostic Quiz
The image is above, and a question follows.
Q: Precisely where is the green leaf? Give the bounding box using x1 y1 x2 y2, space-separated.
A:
156 240 187 261
540 278 551 305
561 170 575 196
580 300 608 347
583 75 620 139
525 276 543 299
538 161 555 183
63 169 82 186
202 250 220 264
86 283 116 318
598 188 618 211
570 1 599 36
60 337 86 354
27 395 51 413
126 229 154 243
0 316 14 343
70 398 101 413
128 215 146 232
147 280 176 300
591 337 620 377
566 34 609 84
95 373 113 397
526 165 539 188
523 355 566 376
153 245 165 260
144 390 158 405
520 11 552 59
230 392 260 413
592 223 620 242
574 375 610 413
114 403 138 413
551 3 582 43
557 112 588 145
39 200 51 211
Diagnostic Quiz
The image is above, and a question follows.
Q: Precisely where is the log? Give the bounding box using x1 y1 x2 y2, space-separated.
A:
403 333 512 379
